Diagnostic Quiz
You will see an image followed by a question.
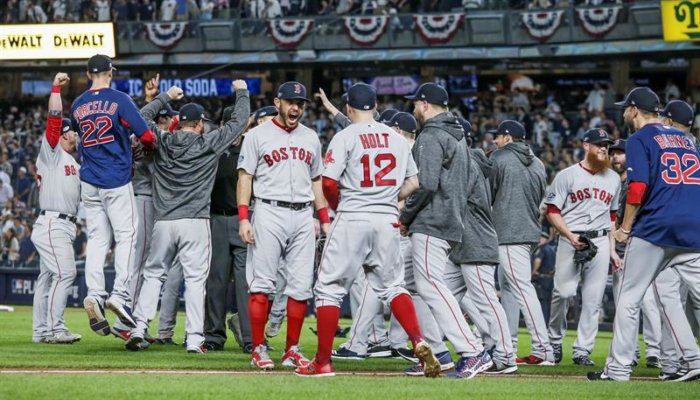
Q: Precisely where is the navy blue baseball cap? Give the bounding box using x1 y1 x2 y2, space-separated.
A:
253 106 279 121
615 87 660 113
158 103 179 118
582 128 613 145
609 138 626 152
87 54 116 73
457 117 472 136
343 83 376 111
405 83 449 107
277 81 310 102
61 118 73 134
660 100 694 127
378 109 399 123
179 103 210 122
489 120 526 139
388 112 417 134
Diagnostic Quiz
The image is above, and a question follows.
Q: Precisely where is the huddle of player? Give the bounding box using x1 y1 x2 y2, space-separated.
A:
31 54 700 382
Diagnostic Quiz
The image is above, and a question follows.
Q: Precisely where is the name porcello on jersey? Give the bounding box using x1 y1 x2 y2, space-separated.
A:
567 187 614 205
262 146 314 167
72 100 118 120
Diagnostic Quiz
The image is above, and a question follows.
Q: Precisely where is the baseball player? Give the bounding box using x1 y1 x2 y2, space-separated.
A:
238 81 329 369
71 54 155 336
125 81 250 353
589 87 700 382
609 138 662 368
489 120 554 365
445 118 517 374
31 72 81 345
294 83 439 378
545 128 621 366
651 99 700 380
399 83 491 379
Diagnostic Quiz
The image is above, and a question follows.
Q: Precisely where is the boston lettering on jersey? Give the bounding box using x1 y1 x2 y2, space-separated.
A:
568 188 614 205
262 146 314 167
359 133 390 149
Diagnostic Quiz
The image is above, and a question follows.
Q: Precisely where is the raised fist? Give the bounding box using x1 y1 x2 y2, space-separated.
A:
53 73 70 87
232 79 248 91
167 86 184 101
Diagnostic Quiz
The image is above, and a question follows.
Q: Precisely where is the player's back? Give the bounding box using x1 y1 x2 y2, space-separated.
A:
629 123 700 249
325 121 416 216
71 88 147 189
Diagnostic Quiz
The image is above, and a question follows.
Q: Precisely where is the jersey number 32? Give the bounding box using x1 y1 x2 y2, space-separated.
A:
80 116 115 148
661 152 700 185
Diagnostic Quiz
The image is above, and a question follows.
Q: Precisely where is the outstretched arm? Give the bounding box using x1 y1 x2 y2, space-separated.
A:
46 72 70 148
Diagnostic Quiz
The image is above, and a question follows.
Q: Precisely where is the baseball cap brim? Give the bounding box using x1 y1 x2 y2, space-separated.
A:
280 95 310 102
404 94 419 100
614 100 628 108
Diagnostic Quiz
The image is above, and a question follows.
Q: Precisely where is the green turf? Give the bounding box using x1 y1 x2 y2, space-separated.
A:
0 306 697 399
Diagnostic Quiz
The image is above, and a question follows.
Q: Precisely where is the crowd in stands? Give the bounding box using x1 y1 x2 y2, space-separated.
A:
0 0 636 24
0 77 695 271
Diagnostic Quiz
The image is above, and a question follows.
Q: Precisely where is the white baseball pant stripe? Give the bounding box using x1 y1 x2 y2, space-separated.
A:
411 233 481 357
445 261 515 367
114 195 153 331
653 267 700 373
158 260 183 338
246 202 314 300
499 244 553 361
132 219 212 347
612 270 662 360
604 236 700 381
31 216 77 336
548 235 609 358
82 182 137 306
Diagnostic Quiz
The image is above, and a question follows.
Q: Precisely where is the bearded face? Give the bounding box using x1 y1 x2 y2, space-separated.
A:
585 142 611 172
610 149 626 174
274 98 306 129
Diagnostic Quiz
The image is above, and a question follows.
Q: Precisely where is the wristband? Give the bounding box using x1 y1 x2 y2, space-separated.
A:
238 205 250 221
620 227 631 234
51 85 61 93
317 207 330 224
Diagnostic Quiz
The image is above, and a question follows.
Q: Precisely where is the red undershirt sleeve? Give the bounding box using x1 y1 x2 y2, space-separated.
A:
322 176 340 211
627 182 648 205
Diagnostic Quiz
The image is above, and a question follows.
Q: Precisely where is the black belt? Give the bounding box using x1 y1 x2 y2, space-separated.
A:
260 199 312 211
40 210 77 223
134 193 152 197
572 229 609 239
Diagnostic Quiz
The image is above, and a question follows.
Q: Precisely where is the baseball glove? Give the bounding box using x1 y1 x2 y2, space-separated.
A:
573 235 598 265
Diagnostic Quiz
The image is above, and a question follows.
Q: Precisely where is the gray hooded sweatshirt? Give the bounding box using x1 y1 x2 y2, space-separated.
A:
490 141 546 245
400 112 469 243
449 148 500 265
141 90 250 221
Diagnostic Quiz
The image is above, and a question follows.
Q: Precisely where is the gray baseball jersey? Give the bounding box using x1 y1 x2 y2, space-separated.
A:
323 121 417 216
544 163 620 231
238 119 323 202
37 138 81 214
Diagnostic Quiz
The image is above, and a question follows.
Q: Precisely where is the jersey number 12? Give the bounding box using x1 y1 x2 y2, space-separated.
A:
360 153 397 187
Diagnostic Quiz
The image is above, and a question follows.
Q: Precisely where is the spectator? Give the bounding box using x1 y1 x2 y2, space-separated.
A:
52 0 68 21
2 227 20 266
138 0 156 21
95 0 111 21
26 0 49 23
264 0 282 18
18 225 37 267
532 232 557 324
0 180 14 210
336 0 354 14
2 0 20 23
583 83 605 113
200 0 215 20
160 0 177 20
74 222 88 260
664 78 680 102
13 167 32 204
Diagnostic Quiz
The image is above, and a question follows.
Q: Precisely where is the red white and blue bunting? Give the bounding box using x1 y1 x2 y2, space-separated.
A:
414 13 463 44
520 10 565 42
144 22 188 50
343 16 389 46
267 19 314 49
576 0 622 38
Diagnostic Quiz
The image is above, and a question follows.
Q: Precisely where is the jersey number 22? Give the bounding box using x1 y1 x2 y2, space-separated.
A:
80 116 115 148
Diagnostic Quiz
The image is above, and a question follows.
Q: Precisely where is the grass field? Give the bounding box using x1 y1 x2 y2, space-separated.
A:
1 306 698 399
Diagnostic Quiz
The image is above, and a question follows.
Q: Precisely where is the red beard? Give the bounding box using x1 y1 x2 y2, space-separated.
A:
586 149 610 172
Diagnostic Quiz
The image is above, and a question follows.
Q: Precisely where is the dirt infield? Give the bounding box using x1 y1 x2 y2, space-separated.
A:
0 368 657 381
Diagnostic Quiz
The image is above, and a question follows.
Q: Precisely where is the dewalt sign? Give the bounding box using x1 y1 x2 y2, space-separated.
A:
0 23 116 60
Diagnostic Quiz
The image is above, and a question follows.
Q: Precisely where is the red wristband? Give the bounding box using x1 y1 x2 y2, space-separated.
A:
51 85 61 93
317 207 330 224
238 205 250 221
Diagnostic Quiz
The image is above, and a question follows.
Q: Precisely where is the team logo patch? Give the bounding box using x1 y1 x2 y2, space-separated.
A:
238 154 245 164
294 83 302 94
324 149 335 165
546 192 556 202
